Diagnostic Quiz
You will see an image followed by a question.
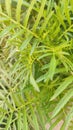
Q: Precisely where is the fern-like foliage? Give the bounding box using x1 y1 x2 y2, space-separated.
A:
0 0 73 130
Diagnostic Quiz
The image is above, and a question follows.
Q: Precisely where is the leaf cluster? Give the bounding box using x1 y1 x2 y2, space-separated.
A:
0 0 73 129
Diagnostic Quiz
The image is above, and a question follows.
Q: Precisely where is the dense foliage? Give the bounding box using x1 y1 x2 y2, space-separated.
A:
0 0 73 129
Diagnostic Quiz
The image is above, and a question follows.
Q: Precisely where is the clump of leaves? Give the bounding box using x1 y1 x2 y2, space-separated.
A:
0 0 73 129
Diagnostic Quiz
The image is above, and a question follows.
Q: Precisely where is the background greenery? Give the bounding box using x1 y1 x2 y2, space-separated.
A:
0 0 73 129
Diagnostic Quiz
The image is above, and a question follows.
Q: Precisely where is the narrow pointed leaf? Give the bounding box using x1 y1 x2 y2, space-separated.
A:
40 11 54 34
0 24 16 38
5 0 11 16
16 0 23 22
20 34 32 50
24 0 36 27
49 55 56 80
64 0 71 25
17 111 22 130
50 76 73 101
61 107 73 130
23 108 28 130
30 73 40 92
51 89 73 118
5 114 12 130
30 106 40 130
33 0 47 31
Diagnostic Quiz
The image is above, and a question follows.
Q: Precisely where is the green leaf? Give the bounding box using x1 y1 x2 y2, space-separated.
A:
33 0 47 31
51 89 73 119
17 111 22 130
70 0 73 12
23 108 28 130
5 97 14 111
30 106 40 130
30 39 39 56
47 0 52 14
30 73 40 92
38 53 51 60
20 34 32 50
0 4 2 12
0 114 6 126
0 24 16 38
0 17 9 22
16 0 23 22
8 29 24 41
64 0 71 25
0 107 7 113
61 107 73 130
5 114 12 130
62 56 73 71
40 11 54 34
50 76 73 101
49 118 62 130
1 0 73 129
24 0 36 27
36 74 46 83
37 107 46 130
5 0 11 16
11 93 21 107
49 55 56 80
55 5 66 29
